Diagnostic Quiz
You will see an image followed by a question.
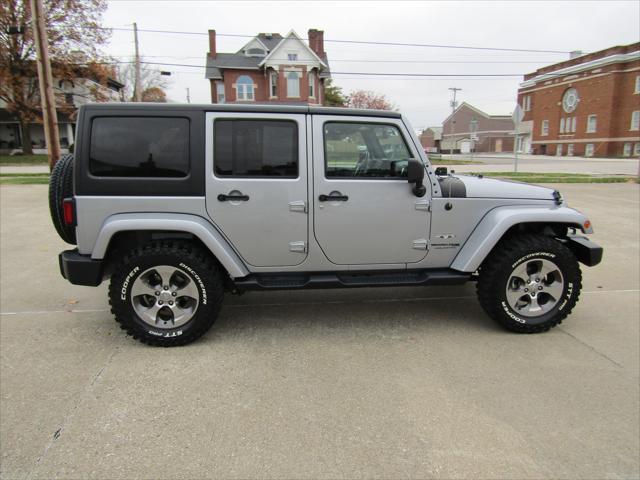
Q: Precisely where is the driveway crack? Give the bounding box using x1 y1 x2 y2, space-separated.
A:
558 327 623 368
24 345 120 480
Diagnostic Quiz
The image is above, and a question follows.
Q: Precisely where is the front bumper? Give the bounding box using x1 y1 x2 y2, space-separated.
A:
59 249 104 286
565 235 603 267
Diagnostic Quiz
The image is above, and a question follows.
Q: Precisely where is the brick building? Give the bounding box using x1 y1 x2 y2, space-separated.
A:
419 126 442 153
517 42 640 157
441 102 515 154
205 29 330 104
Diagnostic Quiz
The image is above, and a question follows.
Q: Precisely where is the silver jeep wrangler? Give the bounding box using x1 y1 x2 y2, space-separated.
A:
50 103 602 346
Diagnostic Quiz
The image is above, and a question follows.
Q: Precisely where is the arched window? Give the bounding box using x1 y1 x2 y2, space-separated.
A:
236 75 254 101
286 71 300 98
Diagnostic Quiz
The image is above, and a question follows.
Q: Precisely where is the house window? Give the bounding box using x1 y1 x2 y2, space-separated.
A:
216 83 225 103
541 119 549 136
286 71 300 98
567 144 574 156
556 144 563 156
635 76 640 94
236 75 254 101
571 117 577 133
287 53 298 61
634 143 640 156
523 95 531 111
585 143 594 157
270 71 278 98
631 111 640 131
586 114 597 133
623 143 632 157
559 118 565 134
308 71 315 98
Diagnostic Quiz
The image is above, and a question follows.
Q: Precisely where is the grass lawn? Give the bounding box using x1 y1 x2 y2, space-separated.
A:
465 172 636 183
0 154 48 165
0 173 50 185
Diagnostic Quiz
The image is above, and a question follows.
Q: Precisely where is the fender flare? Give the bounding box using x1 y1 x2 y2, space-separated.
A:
91 213 250 278
450 205 591 272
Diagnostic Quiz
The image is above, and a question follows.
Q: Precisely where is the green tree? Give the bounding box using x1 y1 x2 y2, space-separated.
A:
0 0 110 154
323 78 346 107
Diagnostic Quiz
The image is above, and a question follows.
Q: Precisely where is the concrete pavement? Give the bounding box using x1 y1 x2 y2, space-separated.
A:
1 184 639 479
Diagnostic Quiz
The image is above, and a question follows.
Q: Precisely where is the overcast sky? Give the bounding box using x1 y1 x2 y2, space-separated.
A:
102 0 640 129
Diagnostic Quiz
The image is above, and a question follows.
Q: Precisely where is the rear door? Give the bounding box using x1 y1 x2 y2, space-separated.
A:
312 115 431 265
205 112 308 267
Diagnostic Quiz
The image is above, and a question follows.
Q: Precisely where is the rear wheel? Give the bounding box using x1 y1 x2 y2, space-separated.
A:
109 241 224 346
477 235 582 333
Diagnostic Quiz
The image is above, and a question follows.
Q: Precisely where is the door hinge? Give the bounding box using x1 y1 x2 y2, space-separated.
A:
415 199 430 211
289 241 307 253
412 238 429 250
289 200 307 213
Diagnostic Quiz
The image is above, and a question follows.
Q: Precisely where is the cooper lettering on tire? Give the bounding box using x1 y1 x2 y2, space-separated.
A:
477 234 582 333
108 241 224 346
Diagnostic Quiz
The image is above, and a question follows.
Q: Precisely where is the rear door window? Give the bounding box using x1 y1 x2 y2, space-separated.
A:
214 119 298 177
89 117 189 177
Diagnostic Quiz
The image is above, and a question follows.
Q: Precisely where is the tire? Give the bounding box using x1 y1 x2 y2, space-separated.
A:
48 153 76 244
477 234 582 333
108 241 224 346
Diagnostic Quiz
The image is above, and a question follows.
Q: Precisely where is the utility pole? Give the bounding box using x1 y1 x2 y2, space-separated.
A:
186 87 191 104
448 87 461 154
133 22 141 102
30 0 61 170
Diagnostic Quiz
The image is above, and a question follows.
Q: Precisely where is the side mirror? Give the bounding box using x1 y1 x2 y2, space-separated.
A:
407 159 427 197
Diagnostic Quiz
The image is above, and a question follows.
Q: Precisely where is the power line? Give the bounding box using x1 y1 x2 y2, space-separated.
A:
92 26 572 54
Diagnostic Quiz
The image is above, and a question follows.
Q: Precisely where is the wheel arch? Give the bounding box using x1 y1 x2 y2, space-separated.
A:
450 205 591 273
91 213 250 278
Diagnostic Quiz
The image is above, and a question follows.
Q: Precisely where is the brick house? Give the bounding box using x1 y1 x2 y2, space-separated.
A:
517 41 640 157
205 29 330 104
441 102 515 154
418 127 442 153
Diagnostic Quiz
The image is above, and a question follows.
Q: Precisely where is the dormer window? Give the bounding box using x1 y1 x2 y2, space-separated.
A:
245 48 266 57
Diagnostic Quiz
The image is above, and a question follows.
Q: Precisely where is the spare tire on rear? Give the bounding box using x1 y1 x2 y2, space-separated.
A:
48 153 76 244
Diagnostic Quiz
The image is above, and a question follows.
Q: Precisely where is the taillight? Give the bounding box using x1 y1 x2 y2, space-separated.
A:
62 198 75 226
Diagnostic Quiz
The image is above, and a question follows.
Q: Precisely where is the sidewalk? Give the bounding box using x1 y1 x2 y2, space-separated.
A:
0 165 49 174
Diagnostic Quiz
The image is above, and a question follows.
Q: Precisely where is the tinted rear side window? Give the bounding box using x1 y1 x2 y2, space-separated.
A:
214 119 298 177
90 117 189 177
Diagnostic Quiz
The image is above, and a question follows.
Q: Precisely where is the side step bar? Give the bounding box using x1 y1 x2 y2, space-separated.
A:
233 269 470 291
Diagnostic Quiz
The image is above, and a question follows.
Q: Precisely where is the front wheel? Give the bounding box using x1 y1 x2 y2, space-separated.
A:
477 235 582 333
109 241 224 346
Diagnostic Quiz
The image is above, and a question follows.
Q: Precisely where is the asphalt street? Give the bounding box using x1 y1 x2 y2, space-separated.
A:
1 184 639 479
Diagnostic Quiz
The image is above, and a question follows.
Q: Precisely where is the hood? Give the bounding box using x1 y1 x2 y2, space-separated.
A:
439 174 557 200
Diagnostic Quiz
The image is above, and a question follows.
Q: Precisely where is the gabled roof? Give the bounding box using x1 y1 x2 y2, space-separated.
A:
205 53 262 79
259 30 327 68
255 33 283 51
442 101 511 125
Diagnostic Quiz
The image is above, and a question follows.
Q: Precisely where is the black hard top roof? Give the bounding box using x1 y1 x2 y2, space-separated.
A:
81 102 402 119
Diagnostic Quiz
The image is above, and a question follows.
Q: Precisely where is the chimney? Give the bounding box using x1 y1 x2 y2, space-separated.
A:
308 29 325 57
569 50 583 59
208 29 217 58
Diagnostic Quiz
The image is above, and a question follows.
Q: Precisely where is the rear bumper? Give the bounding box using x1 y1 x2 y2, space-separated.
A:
565 235 603 267
59 249 104 286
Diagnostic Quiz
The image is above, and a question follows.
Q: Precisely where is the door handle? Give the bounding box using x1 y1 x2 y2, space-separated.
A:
218 193 250 202
319 193 348 202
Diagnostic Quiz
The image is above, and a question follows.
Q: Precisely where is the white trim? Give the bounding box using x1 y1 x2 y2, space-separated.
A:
258 29 327 68
519 66 640 93
521 50 640 87
532 136 640 144
237 36 270 54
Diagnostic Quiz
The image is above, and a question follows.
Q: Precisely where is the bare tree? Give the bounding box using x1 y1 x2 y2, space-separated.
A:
117 61 170 102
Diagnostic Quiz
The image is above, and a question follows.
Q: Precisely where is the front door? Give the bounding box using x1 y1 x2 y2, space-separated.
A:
312 116 430 265
205 112 308 267
495 138 503 152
